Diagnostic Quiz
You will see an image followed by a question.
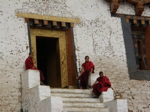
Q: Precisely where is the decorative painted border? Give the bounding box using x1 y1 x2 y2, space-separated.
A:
114 13 150 25
16 12 80 23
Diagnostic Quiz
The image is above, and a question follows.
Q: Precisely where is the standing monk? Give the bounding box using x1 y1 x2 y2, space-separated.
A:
77 56 94 89
92 71 111 97
25 52 45 84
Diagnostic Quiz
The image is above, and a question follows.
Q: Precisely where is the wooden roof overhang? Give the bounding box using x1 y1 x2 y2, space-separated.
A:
16 12 80 30
105 0 150 16
115 14 150 25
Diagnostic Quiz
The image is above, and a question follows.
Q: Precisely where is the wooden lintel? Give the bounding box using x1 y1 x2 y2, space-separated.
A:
16 12 80 24
126 16 131 19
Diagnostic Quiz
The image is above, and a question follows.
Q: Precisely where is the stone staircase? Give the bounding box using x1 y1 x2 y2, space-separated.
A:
21 70 128 112
51 88 110 112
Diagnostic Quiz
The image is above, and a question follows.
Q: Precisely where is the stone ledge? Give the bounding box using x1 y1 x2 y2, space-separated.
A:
104 99 128 112
21 70 51 112
50 96 63 112
99 88 114 103
21 70 40 89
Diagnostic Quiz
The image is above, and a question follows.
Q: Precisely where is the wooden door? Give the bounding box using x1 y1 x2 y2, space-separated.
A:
30 29 68 88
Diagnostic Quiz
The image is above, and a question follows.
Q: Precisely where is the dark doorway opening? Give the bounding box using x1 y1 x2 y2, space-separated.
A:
36 36 61 87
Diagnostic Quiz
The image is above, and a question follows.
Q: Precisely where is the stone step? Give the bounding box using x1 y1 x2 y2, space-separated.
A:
62 97 100 103
39 86 51 101
51 88 92 94
63 102 105 108
50 88 110 112
51 93 93 98
63 107 110 112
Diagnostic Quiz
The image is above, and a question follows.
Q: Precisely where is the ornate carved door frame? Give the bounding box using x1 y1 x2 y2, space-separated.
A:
30 29 68 88
17 12 80 88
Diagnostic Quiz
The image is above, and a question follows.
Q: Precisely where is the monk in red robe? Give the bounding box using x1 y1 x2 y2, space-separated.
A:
77 56 94 89
92 71 111 97
25 52 45 84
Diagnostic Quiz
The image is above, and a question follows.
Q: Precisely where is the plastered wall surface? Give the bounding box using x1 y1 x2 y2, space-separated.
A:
0 0 149 112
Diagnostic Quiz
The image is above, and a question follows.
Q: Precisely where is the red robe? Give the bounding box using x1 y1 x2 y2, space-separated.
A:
25 57 45 81
93 76 111 97
79 61 94 88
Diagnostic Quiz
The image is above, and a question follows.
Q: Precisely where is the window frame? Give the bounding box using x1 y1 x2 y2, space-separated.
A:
121 18 150 80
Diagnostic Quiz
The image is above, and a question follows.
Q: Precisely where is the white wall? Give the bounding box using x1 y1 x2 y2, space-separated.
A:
0 0 29 112
0 0 149 112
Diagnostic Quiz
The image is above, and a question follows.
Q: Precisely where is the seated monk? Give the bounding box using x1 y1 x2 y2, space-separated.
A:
25 52 45 84
92 71 111 97
77 56 95 89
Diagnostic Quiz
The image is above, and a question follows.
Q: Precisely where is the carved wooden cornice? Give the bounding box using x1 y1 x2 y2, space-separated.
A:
106 0 150 16
106 0 123 14
17 12 80 30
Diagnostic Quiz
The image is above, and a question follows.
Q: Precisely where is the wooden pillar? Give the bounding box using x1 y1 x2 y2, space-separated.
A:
145 25 150 70
66 28 77 87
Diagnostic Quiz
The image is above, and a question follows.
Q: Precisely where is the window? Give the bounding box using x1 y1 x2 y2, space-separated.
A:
131 25 150 70
121 17 150 80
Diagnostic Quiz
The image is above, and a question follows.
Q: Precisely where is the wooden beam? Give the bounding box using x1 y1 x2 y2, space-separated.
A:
126 0 137 4
126 18 129 23
133 19 137 24
61 22 66 27
25 18 30 23
110 0 119 14
52 21 57 26
34 19 39 24
43 20 49 25
135 1 144 16
141 20 145 25
16 12 80 23
70 23 74 27
127 0 150 4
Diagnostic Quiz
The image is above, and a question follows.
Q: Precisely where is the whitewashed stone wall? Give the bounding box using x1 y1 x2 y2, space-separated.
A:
0 0 29 112
0 0 149 112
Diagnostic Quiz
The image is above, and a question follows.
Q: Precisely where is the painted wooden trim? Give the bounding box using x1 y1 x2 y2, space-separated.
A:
16 12 80 23
30 29 69 87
